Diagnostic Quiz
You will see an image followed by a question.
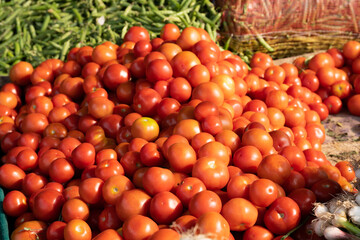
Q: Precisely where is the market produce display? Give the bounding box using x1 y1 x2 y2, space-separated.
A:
1 21 360 240
0 0 221 76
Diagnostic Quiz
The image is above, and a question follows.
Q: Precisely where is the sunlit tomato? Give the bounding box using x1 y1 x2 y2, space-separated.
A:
71 143 95 169
20 112 49 134
95 159 124 181
2 190 27 217
146 59 173 83
102 64 129 89
160 23 181 41
92 45 116 66
176 26 201 50
79 177 104 204
142 167 174 196
175 177 206 208
64 219 92 240
335 161 356 182
130 117 159 142
192 156 229 190
169 77 192 103
133 88 162 116
250 52 273 70
343 40 360 60
264 197 300 235
166 142 196 173
122 214 159 240
171 51 201 77
10 61 33 86
149 191 183 225
92 229 123 240
303 148 330 167
331 80 352 99
308 52 335 72
115 188 151 222
49 158 75 183
221 198 258 231
243 225 274 240
197 141 230 166
187 189 222 218
149 228 180 240
124 26 150 43
242 128 273 155
61 198 89 223
249 179 278 207
196 211 230 240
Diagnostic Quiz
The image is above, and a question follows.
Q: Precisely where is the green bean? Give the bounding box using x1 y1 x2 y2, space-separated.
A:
60 40 70 61
2 8 21 25
14 42 20 56
0 0 222 74
72 8 83 24
40 15 51 32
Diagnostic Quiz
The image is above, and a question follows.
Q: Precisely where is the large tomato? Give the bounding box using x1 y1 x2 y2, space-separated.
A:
32 188 65 222
264 197 301 235
221 198 258 231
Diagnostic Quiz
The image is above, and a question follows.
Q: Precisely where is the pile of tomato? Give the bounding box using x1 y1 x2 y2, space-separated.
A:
0 23 360 240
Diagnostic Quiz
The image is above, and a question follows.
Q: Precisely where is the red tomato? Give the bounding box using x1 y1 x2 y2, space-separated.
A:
175 176 207 208
149 191 183 225
192 157 229 190
2 190 28 217
249 179 278 207
122 215 159 240
189 190 222 218
264 197 301 235
32 188 65 222
142 167 174 196
102 175 134 205
115 189 151 221
221 198 258 231
243 226 274 240
71 143 95 169
64 219 92 240
196 211 230 240
79 177 104 204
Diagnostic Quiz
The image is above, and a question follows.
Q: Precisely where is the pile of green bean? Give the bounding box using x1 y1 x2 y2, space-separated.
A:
0 0 221 75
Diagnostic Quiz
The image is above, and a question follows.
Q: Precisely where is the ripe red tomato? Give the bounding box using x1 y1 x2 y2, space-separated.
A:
347 94 360 116
32 188 65 222
188 190 222 218
122 215 159 240
192 157 229 190
71 142 96 169
196 211 230 240
149 191 183 225
64 219 92 240
221 198 258 231
142 167 175 196
264 197 301 235
243 226 274 240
